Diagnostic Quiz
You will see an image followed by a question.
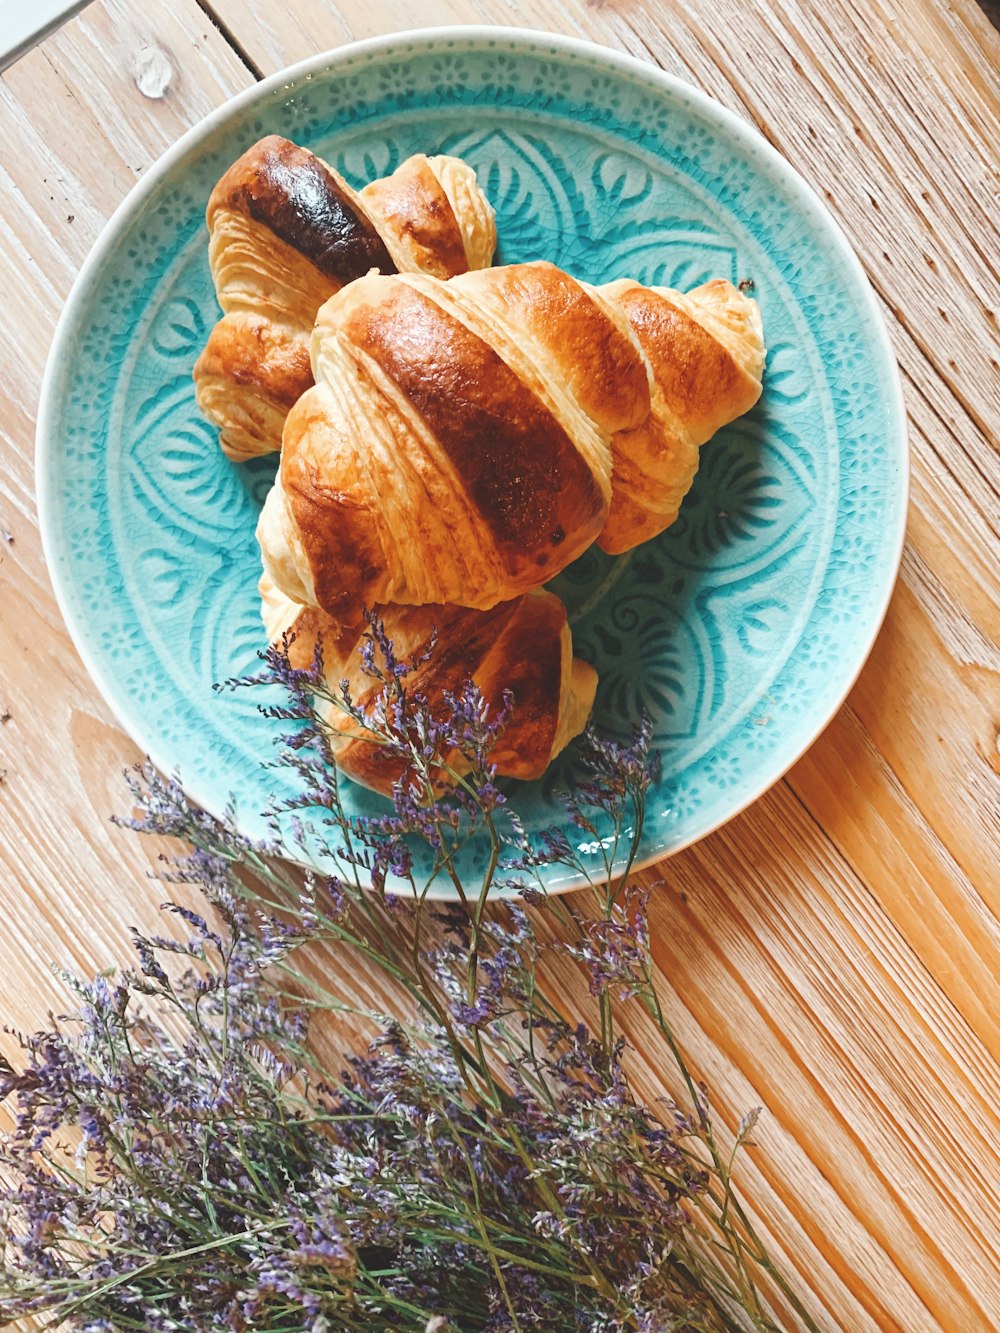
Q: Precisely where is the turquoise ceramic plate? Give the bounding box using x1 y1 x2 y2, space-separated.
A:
37 29 907 894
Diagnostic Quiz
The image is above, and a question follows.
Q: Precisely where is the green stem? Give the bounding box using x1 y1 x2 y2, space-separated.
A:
52 1223 284 1321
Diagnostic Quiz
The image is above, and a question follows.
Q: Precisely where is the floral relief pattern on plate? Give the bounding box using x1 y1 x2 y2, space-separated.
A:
38 32 906 893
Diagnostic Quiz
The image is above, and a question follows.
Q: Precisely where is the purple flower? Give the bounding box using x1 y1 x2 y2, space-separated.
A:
0 622 786 1333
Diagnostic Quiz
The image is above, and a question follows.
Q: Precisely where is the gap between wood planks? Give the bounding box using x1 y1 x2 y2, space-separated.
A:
193 0 265 80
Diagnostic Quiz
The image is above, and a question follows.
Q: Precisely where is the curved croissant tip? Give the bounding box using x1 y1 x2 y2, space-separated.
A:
689 277 766 380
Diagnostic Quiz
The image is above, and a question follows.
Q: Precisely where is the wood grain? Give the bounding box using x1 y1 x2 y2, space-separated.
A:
0 0 253 1046
1 0 998 1329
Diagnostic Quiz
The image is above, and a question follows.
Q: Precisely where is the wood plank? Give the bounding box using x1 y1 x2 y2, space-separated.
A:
789 689 1000 1063
525 765 1000 1331
0 26 256 1333
635 789 1000 1331
0 0 253 1021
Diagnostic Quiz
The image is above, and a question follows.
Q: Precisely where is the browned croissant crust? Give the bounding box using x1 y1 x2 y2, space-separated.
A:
259 572 597 795
193 135 497 462
258 260 763 618
598 278 765 553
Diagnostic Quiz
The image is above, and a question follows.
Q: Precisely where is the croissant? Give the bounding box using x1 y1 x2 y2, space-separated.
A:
193 135 497 461
597 278 765 553
258 262 763 617
259 573 597 795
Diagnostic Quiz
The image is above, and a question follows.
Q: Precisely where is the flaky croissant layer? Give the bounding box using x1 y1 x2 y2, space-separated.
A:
258 260 764 618
259 573 597 796
193 135 497 462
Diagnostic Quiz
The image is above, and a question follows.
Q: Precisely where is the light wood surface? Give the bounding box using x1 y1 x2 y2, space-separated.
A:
1 1 998 1329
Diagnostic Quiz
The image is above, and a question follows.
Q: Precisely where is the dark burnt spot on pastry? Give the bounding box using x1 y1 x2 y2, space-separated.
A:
340 282 607 582
215 135 397 284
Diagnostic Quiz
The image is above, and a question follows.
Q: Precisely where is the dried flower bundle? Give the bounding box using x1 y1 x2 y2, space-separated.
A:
0 617 817 1331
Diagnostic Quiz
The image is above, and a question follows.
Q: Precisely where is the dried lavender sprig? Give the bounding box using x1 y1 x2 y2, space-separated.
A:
0 629 819 1333
222 628 816 1329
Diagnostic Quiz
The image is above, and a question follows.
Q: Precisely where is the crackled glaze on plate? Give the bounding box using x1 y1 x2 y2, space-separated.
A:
37 30 907 893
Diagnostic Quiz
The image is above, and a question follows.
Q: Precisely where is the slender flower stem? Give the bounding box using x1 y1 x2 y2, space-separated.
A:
53 1223 284 1320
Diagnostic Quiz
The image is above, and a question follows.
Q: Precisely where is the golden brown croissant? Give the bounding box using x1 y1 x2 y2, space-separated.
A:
257 260 763 618
597 278 765 553
259 572 597 795
193 135 497 461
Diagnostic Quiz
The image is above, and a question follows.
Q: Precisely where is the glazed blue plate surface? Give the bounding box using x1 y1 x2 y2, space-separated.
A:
37 29 907 894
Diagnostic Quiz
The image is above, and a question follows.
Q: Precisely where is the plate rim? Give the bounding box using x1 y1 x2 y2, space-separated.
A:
35 25 909 895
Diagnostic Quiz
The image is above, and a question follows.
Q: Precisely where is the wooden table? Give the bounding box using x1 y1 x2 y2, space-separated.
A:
1 2 997 1328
